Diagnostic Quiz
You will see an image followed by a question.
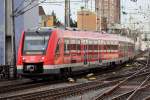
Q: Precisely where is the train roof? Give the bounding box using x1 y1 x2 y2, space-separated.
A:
57 29 134 44
24 27 134 44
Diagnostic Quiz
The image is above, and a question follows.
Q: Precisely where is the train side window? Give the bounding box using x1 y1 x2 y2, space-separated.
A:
113 41 118 50
92 40 94 51
55 39 60 54
82 39 87 51
68 39 76 52
105 41 107 51
109 41 113 51
98 40 100 51
88 40 93 51
103 40 105 50
107 41 110 52
64 39 69 55
106 41 110 52
94 40 98 52
99 40 103 52
77 39 81 51
112 41 115 50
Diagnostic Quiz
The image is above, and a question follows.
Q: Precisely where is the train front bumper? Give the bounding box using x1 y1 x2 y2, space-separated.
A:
17 65 60 75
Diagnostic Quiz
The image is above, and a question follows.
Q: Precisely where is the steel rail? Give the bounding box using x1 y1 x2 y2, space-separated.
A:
0 79 121 100
0 52 148 100
112 84 150 100
144 95 150 100
2 71 150 100
93 51 150 100
126 75 150 100
93 67 150 100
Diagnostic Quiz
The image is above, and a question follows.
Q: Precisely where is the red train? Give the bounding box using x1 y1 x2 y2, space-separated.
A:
17 27 135 78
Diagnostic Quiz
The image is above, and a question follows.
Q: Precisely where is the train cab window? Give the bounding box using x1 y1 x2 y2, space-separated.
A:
23 31 51 55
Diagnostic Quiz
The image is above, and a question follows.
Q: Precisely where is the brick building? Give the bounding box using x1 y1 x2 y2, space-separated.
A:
39 6 54 27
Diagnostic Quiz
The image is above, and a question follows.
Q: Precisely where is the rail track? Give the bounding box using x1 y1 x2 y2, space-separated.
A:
93 72 150 100
1 69 149 100
0 57 148 100
0 51 148 100
93 52 150 100
0 80 52 94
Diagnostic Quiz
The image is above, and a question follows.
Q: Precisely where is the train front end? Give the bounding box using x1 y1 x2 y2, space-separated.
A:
17 29 57 78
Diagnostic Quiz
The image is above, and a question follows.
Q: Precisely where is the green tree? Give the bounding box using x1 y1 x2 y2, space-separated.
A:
70 17 77 27
51 10 61 26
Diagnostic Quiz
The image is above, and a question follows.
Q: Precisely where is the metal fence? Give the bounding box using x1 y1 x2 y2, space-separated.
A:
0 65 15 79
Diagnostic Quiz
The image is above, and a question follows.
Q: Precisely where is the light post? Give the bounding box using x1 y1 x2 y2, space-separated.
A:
11 0 16 78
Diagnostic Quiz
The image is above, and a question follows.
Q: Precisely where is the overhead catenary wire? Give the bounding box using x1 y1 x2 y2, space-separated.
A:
43 0 84 3
13 0 30 13
14 0 37 15
13 0 91 18
14 0 46 17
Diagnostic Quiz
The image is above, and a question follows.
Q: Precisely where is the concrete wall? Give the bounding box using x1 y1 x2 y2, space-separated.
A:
0 0 5 64
5 0 14 64
0 0 39 64
23 0 39 30
15 0 39 63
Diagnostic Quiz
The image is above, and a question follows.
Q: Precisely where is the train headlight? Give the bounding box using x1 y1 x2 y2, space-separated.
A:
42 57 45 60
22 57 25 61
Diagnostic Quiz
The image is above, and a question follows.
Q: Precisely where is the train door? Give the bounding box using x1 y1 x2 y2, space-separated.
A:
54 39 61 64
83 40 88 65
64 39 70 64
70 39 77 63
94 40 98 62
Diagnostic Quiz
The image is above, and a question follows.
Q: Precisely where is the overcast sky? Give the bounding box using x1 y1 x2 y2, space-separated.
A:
121 0 150 31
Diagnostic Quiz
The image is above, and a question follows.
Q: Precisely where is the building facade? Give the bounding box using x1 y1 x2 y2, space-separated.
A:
95 0 120 31
77 10 97 31
39 6 54 27
41 15 54 27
